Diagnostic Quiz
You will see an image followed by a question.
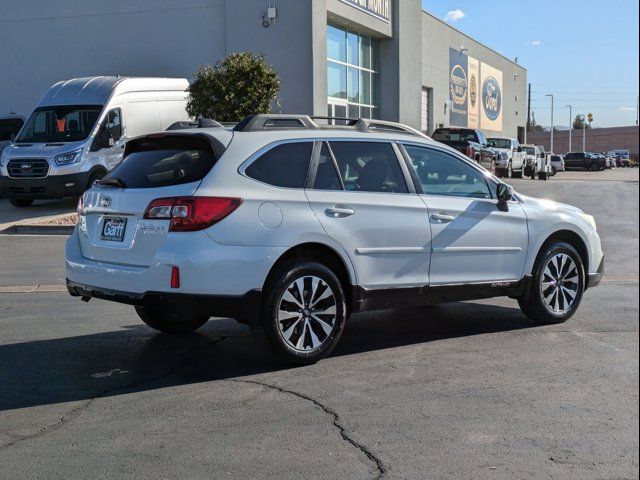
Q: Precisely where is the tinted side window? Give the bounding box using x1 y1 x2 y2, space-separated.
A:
313 143 343 190
403 145 492 199
330 141 408 193
0 118 24 141
246 142 313 188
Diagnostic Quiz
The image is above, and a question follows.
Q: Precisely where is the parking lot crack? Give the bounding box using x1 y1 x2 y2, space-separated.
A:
0 336 228 452
232 379 386 479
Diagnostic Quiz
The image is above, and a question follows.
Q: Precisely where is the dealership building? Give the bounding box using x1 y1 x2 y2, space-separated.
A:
0 0 528 140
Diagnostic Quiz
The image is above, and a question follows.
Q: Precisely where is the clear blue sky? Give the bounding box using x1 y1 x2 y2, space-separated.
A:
422 0 639 127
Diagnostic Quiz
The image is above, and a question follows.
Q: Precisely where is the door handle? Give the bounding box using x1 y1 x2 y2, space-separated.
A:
431 213 455 223
325 206 355 218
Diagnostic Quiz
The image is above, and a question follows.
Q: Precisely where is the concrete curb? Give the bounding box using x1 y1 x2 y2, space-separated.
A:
0 224 74 235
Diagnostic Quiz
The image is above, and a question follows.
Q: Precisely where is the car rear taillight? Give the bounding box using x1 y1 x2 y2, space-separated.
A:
171 266 181 289
144 197 242 232
466 146 473 158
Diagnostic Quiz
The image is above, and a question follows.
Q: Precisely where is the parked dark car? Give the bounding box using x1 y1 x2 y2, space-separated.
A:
563 152 607 171
431 128 496 172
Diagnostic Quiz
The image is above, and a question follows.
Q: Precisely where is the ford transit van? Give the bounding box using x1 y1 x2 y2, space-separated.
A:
0 76 189 207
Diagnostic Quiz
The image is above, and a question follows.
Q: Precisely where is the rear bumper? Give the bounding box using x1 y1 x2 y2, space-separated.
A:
0 171 91 199
67 280 262 321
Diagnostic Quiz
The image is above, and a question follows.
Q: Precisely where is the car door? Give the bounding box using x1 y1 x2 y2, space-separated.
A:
512 140 524 170
85 108 125 172
564 153 579 169
401 143 529 285
305 140 432 290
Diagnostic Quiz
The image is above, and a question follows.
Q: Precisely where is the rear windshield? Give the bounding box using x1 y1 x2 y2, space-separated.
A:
488 138 511 149
105 136 217 189
0 118 24 141
432 129 478 142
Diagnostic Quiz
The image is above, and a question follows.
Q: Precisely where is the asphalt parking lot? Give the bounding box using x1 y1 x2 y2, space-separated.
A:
0 169 638 479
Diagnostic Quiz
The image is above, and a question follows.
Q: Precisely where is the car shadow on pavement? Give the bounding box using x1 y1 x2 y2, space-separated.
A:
0 302 539 412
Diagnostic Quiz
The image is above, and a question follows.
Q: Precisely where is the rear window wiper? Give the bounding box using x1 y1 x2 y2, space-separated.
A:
97 177 127 188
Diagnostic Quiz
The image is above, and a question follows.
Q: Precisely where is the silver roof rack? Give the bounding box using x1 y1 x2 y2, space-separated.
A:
233 114 428 138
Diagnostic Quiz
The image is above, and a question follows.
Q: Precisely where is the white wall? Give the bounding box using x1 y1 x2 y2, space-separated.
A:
0 0 227 116
421 11 528 138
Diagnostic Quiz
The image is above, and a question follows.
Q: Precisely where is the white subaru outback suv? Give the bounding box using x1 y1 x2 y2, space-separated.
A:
66 115 604 364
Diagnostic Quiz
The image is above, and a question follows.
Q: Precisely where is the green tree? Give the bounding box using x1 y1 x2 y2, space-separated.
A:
572 114 592 130
187 52 281 122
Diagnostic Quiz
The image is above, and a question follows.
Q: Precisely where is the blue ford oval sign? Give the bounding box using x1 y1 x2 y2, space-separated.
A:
482 76 502 121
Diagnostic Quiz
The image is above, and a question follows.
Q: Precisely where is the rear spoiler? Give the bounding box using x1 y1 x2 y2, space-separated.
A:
166 118 223 130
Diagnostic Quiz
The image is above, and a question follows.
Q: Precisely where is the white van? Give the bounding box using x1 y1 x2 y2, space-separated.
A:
0 76 190 206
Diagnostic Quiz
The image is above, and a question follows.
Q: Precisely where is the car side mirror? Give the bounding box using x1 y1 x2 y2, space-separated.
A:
98 130 112 149
497 183 514 204
517 146 523 153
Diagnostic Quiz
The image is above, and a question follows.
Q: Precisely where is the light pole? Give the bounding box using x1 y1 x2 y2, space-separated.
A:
566 104 572 152
580 114 586 152
546 94 554 153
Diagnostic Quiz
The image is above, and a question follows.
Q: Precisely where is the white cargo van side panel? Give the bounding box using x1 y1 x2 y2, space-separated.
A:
123 100 161 138
157 97 189 129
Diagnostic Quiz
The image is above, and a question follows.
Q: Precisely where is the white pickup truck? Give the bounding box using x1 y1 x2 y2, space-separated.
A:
488 137 526 178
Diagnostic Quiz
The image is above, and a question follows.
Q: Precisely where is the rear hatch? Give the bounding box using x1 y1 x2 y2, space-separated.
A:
78 133 225 267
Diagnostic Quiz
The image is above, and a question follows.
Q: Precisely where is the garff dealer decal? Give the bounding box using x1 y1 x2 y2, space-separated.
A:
339 0 391 22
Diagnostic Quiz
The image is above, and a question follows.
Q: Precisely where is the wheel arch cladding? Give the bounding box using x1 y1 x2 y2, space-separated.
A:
534 230 589 279
263 242 353 306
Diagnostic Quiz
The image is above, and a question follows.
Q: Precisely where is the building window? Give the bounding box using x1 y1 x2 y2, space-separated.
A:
327 24 379 121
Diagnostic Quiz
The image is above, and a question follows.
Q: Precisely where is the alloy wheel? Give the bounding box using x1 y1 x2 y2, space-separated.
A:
276 275 337 352
540 253 580 314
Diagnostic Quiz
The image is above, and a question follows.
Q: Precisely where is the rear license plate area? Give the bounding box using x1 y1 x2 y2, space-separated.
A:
101 217 127 242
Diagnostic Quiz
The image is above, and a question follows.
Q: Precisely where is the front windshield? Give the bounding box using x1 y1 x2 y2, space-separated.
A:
16 105 102 143
488 138 511 149
523 146 536 155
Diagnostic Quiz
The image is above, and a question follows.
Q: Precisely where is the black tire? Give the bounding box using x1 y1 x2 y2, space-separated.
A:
252 260 347 365
9 198 34 207
135 305 209 334
518 241 585 325
551 166 557 176
589 162 599 172
87 170 106 190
